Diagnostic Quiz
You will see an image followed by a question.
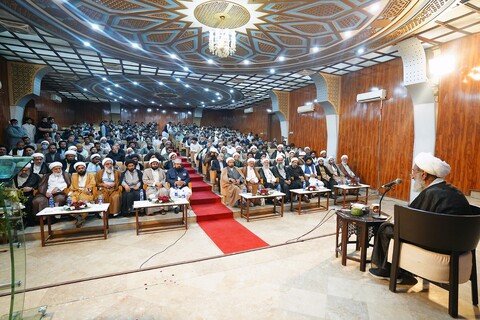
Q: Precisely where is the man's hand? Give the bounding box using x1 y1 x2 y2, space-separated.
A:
155 182 162 188
133 185 139 191
124 185 131 192
175 180 184 188
22 187 32 192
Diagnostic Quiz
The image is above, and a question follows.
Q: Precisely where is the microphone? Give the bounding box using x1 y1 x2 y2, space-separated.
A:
382 178 402 188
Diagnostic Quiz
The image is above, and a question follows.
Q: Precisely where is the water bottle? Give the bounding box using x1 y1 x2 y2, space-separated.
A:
357 177 360 184
258 184 262 192
242 185 247 194
67 194 72 206
98 193 103 204
174 187 178 198
302 180 306 190
49 196 54 208
181 189 186 199
337 179 341 185
139 189 144 201
276 183 281 192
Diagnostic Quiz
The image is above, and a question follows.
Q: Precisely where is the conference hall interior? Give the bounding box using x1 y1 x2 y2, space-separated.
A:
0 0 480 319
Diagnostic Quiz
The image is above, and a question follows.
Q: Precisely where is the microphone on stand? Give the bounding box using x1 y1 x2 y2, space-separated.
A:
374 178 402 219
381 178 402 188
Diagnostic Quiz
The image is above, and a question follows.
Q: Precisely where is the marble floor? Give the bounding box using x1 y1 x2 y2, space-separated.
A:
1 195 480 319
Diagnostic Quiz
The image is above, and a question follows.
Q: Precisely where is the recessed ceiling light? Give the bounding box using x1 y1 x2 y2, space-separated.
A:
311 47 320 53
114 84 119 87
151 101 155 104
357 48 365 54
211 100 215 102
133 81 138 85
215 92 220 96
229 89 234 93
108 92 112 95
186 102 190 105
83 88 87 91
207 59 213 64
102 77 107 81
162 110 166 114
344 31 353 39
170 54 178 59
83 41 91 47
91 23 101 31
187 111 192 115
114 99 117 102
184 84 190 88
183 66 189 71
131 43 140 49
134 99 138 102
169 102 173 105
217 97 221 100
159 104 162 106
158 81 164 85
201 101 205 104
147 108 152 112
119 96 123 99
175 78 180 82
266 109 272 112
204 88 209 92
269 68 275 74
243 60 250 65
232 100 235 103
134 108 138 112
156 108 159 111
278 56 285 62
106 88 111 91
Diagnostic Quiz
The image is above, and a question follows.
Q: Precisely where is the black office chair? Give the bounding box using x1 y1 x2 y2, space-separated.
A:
389 204 480 318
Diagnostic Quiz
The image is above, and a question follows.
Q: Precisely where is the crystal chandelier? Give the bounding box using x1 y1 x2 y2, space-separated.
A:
208 16 236 58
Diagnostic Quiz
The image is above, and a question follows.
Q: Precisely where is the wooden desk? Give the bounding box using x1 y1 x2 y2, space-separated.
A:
240 191 285 222
333 184 370 208
335 209 388 271
36 203 110 247
289 188 330 214
133 198 189 235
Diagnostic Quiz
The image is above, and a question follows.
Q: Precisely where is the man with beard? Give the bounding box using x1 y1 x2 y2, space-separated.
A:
45 143 62 164
9 140 25 156
232 152 243 168
0 144 9 157
57 140 68 159
36 116 53 142
22 136 36 149
127 153 144 171
31 153 50 178
317 157 336 198
69 162 96 227
337 154 357 183
106 143 125 163
98 137 111 156
13 163 39 226
241 158 261 205
95 158 121 217
32 162 71 216
286 157 309 203
302 156 324 188
86 154 103 173
166 158 192 213
270 144 287 163
120 159 144 216
62 150 78 174
369 152 472 282
6 119 26 149
325 156 343 185
271 155 292 203
143 158 169 215
23 145 36 157
220 157 246 207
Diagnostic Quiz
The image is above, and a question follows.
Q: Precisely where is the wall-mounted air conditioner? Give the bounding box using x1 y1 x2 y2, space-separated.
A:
356 89 386 102
244 107 253 114
297 103 315 114
50 93 62 103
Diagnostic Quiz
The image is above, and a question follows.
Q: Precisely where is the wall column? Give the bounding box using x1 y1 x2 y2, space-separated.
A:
268 91 290 143
110 102 121 122
396 37 436 202
193 108 203 126
310 73 341 159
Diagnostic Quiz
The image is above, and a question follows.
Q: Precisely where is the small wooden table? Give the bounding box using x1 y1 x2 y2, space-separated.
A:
335 209 388 271
133 199 189 235
289 187 331 214
334 184 370 208
240 191 285 222
36 203 110 247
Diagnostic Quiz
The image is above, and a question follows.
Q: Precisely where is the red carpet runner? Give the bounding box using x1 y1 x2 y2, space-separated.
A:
181 157 269 254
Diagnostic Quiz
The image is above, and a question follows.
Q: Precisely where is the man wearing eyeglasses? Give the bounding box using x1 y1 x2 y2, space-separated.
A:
369 152 472 282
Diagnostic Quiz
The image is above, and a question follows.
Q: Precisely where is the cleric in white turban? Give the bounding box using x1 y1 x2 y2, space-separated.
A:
369 152 472 281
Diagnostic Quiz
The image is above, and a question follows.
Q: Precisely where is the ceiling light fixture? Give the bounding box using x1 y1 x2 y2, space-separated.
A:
209 16 236 58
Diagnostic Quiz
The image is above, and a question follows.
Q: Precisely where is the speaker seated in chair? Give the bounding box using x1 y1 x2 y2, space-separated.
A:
388 204 480 318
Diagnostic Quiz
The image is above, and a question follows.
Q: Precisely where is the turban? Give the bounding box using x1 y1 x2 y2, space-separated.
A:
169 152 177 159
414 152 451 178
32 153 44 159
232 152 239 158
226 157 234 163
68 146 77 151
100 137 107 141
49 161 62 170
290 157 299 162
288 150 295 154
328 156 335 161
341 155 348 160
277 144 284 149
90 153 101 160
299 151 306 156
126 147 133 152
318 157 325 163
73 161 86 170
149 158 160 164
210 148 218 154
247 158 255 163
276 155 284 161
304 146 310 150
320 150 327 154
174 158 182 164
65 150 76 156
41 140 49 145
24 163 31 169
102 157 113 165
262 158 270 163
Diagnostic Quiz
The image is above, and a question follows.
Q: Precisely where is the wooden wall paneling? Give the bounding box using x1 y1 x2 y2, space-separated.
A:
201 109 234 128
435 34 480 195
288 84 328 152
339 58 414 201
0 57 10 145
